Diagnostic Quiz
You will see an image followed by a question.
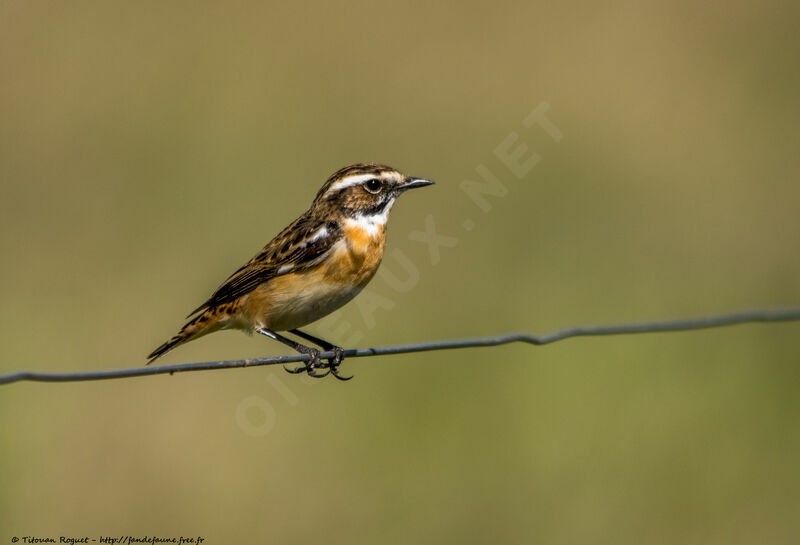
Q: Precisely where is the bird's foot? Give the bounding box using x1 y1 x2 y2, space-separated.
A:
320 346 352 381
282 346 330 378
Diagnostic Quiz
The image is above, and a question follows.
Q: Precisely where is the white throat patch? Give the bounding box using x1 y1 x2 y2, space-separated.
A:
345 198 396 237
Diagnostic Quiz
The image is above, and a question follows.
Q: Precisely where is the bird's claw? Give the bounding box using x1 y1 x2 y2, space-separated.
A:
282 348 330 378
329 366 353 381
281 345 352 380
322 346 353 381
282 363 306 374
306 366 331 378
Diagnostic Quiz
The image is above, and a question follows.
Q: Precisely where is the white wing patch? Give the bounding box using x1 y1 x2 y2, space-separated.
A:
277 225 333 275
300 226 329 248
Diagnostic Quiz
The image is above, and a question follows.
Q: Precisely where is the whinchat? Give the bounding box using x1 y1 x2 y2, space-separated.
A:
147 163 434 380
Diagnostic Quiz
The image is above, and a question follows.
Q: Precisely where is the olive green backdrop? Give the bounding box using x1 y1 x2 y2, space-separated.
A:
1 1 799 543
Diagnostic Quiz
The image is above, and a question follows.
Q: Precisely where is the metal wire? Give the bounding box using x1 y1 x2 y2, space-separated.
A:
1 308 798 386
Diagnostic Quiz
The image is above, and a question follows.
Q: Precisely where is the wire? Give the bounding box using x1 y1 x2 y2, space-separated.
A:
1 308 798 386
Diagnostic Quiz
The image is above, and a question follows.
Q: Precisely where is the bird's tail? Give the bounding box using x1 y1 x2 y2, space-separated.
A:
146 309 220 365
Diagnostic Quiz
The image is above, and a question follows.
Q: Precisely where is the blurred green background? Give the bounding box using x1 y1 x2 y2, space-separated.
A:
2 1 799 543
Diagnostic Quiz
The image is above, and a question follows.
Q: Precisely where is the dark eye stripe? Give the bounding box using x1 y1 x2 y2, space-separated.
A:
361 197 392 216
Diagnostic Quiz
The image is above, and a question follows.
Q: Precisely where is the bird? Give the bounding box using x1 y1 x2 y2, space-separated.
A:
147 163 434 380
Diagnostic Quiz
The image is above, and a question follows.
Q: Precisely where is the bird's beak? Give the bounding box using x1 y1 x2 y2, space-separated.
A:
399 177 435 191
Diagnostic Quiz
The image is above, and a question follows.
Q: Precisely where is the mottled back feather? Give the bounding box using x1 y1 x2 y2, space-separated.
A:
187 213 342 317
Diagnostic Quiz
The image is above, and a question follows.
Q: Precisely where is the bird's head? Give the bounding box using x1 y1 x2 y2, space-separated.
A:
313 163 434 220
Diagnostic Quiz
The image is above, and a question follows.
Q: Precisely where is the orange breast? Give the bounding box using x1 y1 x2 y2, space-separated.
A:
324 221 386 286
237 222 387 331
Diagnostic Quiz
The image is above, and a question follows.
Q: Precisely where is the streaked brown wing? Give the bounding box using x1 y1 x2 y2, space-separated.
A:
187 214 341 317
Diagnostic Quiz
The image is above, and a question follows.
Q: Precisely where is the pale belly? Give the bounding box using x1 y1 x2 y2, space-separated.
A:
258 278 365 331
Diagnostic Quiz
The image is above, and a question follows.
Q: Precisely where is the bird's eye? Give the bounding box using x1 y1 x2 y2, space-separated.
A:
365 178 382 193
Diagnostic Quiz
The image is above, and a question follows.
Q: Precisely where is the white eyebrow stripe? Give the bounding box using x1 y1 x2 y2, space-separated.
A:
327 174 377 194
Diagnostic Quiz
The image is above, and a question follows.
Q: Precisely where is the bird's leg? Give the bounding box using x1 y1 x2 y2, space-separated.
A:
289 329 352 381
256 328 329 378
